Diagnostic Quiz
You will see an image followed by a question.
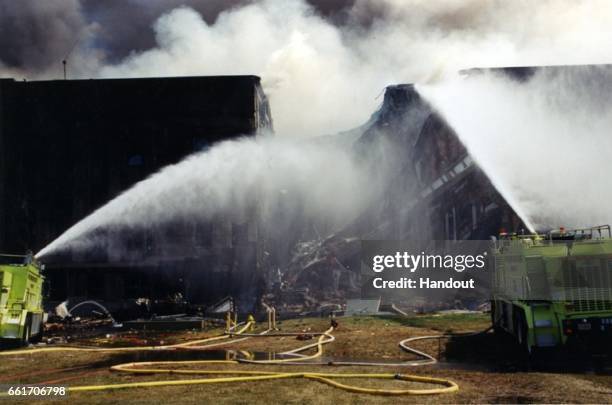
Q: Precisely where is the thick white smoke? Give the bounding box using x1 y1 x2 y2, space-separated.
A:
36 134 385 258
419 66 612 231
91 0 612 136
94 1 384 137
7 0 612 136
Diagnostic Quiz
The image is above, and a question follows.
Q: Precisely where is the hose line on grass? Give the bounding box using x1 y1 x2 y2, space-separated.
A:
0 322 253 355
70 325 458 395
398 327 493 365
0 321 472 396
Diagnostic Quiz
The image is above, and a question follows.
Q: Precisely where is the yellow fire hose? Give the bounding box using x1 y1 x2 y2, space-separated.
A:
0 320 460 396
0 322 253 355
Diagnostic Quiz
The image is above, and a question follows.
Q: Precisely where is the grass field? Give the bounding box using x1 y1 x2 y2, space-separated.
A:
0 314 610 404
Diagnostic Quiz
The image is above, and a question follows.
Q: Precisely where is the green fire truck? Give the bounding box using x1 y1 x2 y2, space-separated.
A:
491 225 612 354
0 254 45 345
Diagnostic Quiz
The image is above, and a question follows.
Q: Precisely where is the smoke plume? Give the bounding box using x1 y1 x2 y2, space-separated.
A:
3 0 612 135
419 66 612 231
0 0 88 75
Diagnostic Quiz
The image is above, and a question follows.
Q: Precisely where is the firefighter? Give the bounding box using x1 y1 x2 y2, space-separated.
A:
247 314 255 331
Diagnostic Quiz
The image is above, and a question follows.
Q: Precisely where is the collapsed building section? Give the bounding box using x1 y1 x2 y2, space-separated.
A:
278 78 528 312
358 82 525 241
0 75 272 311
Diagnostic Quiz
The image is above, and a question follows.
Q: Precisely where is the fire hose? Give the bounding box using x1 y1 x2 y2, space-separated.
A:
0 321 253 355
70 325 458 395
0 319 495 396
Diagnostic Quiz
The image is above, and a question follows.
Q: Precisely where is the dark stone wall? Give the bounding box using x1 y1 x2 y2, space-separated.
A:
0 75 272 308
0 75 271 253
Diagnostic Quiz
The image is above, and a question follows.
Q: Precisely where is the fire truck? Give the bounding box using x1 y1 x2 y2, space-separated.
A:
491 225 612 354
0 254 45 345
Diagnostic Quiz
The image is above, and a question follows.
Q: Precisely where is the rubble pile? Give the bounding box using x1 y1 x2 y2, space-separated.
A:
266 83 507 313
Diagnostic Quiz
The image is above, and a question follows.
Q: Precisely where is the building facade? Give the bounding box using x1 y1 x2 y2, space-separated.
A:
0 75 272 308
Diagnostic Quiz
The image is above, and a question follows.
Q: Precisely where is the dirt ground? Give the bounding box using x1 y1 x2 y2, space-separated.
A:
0 314 610 404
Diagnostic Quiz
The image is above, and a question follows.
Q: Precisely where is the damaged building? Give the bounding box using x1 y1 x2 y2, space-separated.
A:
357 79 525 242
0 75 272 311
0 66 569 315
279 70 532 311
